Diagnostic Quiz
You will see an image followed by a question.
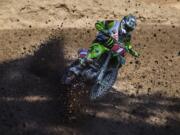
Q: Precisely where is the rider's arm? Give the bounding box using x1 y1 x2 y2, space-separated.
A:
95 21 115 48
124 35 140 57
95 21 105 32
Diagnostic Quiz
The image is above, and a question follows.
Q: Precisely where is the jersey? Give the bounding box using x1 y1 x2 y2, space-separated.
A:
95 20 138 57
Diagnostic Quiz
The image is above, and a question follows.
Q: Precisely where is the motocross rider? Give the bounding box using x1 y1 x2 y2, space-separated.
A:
71 14 140 75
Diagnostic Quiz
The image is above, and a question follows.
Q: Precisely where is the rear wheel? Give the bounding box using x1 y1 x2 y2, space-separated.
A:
61 59 79 85
90 68 118 100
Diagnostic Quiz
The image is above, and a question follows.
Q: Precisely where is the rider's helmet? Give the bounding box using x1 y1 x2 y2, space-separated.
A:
121 14 137 32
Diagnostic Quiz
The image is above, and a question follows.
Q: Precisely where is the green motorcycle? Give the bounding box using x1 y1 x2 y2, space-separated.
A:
61 42 126 100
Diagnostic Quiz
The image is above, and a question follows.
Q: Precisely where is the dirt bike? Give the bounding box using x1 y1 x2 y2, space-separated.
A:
61 42 126 100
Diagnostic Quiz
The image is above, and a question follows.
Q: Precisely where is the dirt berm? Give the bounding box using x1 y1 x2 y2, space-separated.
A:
0 0 180 135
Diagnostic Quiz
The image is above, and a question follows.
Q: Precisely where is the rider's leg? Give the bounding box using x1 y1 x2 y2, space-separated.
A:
70 43 107 76
77 42 108 65
87 42 108 60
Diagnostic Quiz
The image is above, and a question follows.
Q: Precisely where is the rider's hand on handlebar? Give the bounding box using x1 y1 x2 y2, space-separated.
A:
134 51 140 57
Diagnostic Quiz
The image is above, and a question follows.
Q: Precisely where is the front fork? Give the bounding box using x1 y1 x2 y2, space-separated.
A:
97 52 112 83
96 52 123 85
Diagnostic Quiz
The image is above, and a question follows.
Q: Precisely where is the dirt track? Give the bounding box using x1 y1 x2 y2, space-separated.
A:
0 0 180 135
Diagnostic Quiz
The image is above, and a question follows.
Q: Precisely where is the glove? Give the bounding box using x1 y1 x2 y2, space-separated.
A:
125 45 140 57
133 51 140 57
107 36 116 47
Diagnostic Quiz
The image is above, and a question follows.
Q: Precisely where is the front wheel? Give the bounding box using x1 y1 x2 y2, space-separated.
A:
90 68 118 100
